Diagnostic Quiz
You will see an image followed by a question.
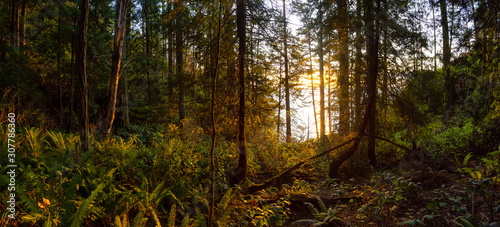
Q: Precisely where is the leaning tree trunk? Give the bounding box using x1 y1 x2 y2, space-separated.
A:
103 0 128 135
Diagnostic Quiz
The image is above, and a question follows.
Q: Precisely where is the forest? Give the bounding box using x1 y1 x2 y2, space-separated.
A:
0 0 499 226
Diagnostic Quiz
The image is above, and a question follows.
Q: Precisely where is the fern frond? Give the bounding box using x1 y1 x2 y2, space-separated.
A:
168 204 177 227
71 168 116 227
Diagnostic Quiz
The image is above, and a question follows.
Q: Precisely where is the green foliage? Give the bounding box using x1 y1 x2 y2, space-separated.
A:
72 168 116 227
358 172 422 222
296 197 345 226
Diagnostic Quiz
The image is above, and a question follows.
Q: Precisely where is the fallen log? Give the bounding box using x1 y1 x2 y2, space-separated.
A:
248 138 356 193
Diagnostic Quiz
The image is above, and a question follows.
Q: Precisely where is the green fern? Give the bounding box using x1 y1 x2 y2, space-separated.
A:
133 209 148 226
114 214 130 227
71 168 116 227
168 204 177 227
25 127 46 154
296 198 345 226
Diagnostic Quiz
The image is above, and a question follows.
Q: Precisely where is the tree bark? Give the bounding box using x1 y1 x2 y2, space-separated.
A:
103 0 128 135
329 0 380 178
75 0 90 152
338 0 350 134
10 0 18 47
116 6 131 129
354 0 363 128
176 4 185 123
209 2 222 225
367 0 381 168
318 1 326 143
231 0 247 185
144 0 152 104
19 0 26 48
283 0 291 143
440 0 452 107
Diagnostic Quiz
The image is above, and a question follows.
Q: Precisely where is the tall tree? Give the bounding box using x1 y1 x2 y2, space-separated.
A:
338 0 350 134
10 0 19 47
283 0 291 143
209 1 222 225
318 0 326 142
103 0 128 135
143 0 153 103
367 0 381 167
232 0 247 185
75 0 90 152
440 0 452 108
329 0 381 178
354 0 363 128
176 3 186 123
116 4 132 129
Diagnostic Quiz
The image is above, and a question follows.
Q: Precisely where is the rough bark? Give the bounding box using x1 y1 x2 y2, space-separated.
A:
283 0 291 143
354 0 363 128
103 0 128 135
116 7 131 129
231 0 247 186
440 0 452 107
367 0 381 168
176 4 185 123
10 0 18 47
318 1 326 143
338 0 350 134
209 2 222 225
75 0 90 152
329 0 380 178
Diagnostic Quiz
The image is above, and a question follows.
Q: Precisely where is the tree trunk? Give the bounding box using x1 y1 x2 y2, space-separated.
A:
367 0 381 168
329 0 380 178
231 0 247 185
432 0 437 71
167 2 174 96
354 0 363 128
75 0 90 152
440 0 452 107
58 6 63 127
19 0 26 49
283 0 291 143
318 1 326 143
103 0 128 135
116 6 131 129
144 0 152 104
10 0 18 47
209 2 222 225
277 56 282 141
338 0 350 135
176 4 185 123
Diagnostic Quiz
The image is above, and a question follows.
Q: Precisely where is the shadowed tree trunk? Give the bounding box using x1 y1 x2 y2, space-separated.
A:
329 0 380 178
440 0 452 108
338 0 350 134
231 0 247 186
367 0 381 168
354 0 363 128
10 0 19 47
176 3 185 123
103 0 128 135
75 0 90 152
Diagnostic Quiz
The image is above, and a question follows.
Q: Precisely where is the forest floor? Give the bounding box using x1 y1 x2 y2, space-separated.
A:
258 158 500 226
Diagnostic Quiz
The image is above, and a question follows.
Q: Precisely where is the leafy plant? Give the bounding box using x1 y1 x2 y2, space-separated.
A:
295 197 345 226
